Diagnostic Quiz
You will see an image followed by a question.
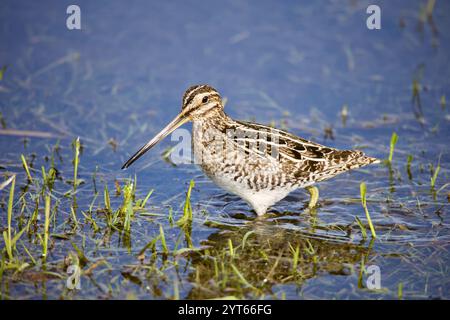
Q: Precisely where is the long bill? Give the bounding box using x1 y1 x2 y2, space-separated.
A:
121 112 190 169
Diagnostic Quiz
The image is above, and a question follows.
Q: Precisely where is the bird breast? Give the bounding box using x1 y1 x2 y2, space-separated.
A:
191 120 289 193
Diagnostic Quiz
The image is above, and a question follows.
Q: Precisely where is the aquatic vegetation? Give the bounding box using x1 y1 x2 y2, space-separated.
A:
20 155 33 183
288 243 300 274
355 216 368 240
103 185 112 213
177 180 195 227
137 188 154 209
398 283 403 300
72 137 81 191
42 196 51 260
100 179 145 233
161 146 176 166
159 225 169 255
430 158 441 190
3 175 16 260
0 66 6 80
227 238 236 258
360 182 377 239
406 155 413 180
388 132 398 164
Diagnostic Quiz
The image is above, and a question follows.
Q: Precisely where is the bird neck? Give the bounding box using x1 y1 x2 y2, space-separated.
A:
193 107 231 131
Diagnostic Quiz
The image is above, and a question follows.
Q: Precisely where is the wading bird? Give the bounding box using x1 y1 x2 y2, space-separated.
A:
122 85 379 215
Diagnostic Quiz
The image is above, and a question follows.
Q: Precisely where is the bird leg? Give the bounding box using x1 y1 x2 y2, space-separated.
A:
306 186 319 209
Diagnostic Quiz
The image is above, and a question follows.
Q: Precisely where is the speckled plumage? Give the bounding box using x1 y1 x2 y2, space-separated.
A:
122 84 379 215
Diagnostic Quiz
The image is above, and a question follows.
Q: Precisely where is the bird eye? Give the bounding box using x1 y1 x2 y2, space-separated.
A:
202 96 208 103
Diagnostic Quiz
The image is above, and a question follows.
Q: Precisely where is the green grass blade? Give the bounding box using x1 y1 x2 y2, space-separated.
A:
43 195 51 259
72 137 80 190
140 189 154 208
430 163 440 189
21 155 33 183
388 132 398 163
159 225 168 254
360 182 377 239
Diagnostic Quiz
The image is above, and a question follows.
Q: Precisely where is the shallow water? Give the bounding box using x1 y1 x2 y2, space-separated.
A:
0 0 449 299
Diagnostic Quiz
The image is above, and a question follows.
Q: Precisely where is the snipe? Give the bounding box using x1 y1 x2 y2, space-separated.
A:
122 85 379 215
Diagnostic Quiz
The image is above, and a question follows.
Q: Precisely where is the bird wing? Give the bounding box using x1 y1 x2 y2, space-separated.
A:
228 120 376 185
233 120 336 163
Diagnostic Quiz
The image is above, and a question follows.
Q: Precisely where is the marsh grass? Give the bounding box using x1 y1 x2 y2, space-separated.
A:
406 155 413 180
159 224 168 255
70 206 79 227
288 243 300 274
72 137 80 191
177 179 195 227
388 132 398 164
398 282 403 299
355 216 368 240
161 146 176 166
228 239 234 258
41 165 56 193
440 95 446 109
42 195 50 260
3 175 16 260
20 154 33 183
430 158 441 189
180 181 196 248
360 182 377 239
241 230 254 250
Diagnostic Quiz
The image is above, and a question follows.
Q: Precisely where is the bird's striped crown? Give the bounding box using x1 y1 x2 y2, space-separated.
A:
182 84 221 111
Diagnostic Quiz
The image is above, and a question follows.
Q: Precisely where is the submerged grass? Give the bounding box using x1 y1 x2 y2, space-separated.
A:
159 225 168 255
355 216 368 240
406 155 413 180
138 189 154 208
398 282 403 299
121 183 134 233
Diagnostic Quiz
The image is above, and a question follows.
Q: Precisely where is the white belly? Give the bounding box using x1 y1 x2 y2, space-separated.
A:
210 174 295 215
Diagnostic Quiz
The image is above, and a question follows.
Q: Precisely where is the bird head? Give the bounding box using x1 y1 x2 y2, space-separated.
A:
121 84 223 169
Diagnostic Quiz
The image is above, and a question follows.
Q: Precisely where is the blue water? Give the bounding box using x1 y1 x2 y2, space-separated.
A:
0 0 449 299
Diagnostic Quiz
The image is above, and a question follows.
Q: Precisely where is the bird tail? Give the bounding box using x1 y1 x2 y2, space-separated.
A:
345 151 380 170
355 154 380 166
312 150 380 183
